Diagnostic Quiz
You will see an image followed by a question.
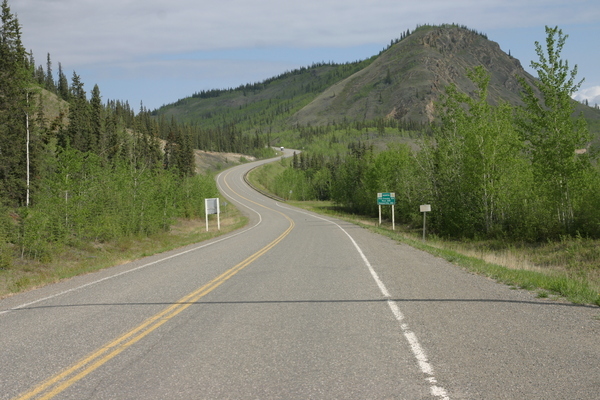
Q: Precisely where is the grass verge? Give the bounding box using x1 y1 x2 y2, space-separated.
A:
246 159 287 196
288 200 600 307
0 201 247 299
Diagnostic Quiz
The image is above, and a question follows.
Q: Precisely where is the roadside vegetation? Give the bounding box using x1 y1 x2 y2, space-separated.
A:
247 168 600 306
0 204 247 298
272 200 600 306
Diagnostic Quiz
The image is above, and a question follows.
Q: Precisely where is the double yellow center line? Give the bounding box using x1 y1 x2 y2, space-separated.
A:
15 169 294 400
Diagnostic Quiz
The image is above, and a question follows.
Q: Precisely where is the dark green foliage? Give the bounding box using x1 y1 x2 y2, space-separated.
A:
60 71 92 152
0 0 32 206
89 84 103 154
57 62 69 101
329 142 373 212
383 69 393 85
45 53 55 93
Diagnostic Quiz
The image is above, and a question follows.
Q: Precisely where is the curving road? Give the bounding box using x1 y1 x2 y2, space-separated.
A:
1 151 598 399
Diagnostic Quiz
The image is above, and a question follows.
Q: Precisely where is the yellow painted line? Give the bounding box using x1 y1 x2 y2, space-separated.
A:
14 166 294 400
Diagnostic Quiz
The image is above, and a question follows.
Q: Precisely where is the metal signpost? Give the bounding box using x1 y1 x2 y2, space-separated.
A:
205 198 220 231
420 204 431 241
377 192 396 230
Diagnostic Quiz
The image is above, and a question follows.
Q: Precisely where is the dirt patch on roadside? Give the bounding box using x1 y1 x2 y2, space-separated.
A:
194 150 256 173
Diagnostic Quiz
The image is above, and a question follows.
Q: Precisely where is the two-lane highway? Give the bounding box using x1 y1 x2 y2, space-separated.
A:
1 152 598 399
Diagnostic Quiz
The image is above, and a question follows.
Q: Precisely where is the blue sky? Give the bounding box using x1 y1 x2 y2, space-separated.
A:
11 0 600 111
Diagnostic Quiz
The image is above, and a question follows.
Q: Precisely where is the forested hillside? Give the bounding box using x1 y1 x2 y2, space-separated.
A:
155 58 379 146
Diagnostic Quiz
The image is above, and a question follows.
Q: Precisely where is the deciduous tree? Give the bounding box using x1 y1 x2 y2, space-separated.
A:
517 26 591 234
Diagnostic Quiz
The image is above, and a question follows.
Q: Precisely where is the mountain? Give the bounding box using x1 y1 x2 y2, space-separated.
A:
155 24 600 137
292 25 536 126
153 59 376 130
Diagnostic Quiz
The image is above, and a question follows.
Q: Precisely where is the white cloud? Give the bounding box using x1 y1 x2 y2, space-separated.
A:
14 0 600 67
10 0 600 109
573 86 600 106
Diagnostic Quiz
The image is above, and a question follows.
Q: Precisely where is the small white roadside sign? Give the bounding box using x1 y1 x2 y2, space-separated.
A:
205 198 220 231
420 204 431 241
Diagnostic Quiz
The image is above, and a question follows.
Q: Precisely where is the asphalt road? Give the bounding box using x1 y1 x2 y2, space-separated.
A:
1 151 598 399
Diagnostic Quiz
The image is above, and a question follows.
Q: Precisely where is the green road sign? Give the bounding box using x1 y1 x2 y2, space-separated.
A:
377 192 396 205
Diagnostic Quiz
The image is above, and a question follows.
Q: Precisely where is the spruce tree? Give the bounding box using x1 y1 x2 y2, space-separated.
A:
45 53 55 92
57 62 69 101
90 84 103 154
0 0 31 205
64 71 91 152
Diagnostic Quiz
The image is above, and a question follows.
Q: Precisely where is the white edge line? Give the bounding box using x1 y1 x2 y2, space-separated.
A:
276 203 450 400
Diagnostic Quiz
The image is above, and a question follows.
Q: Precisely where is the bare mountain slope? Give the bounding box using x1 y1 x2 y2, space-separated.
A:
291 25 538 126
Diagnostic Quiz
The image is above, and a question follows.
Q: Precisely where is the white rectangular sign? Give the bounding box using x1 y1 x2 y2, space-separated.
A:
420 204 431 213
205 198 220 215
205 198 220 231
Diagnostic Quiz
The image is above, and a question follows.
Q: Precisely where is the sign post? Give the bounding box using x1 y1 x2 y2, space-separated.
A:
377 192 396 230
420 204 431 241
205 198 220 231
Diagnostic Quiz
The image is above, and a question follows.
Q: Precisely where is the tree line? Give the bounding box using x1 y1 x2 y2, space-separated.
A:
188 60 375 101
267 27 600 241
157 57 380 139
